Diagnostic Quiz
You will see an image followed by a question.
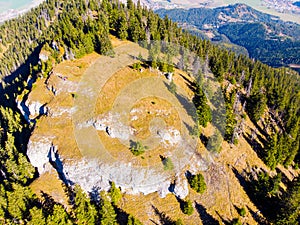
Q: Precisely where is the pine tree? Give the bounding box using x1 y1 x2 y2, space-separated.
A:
265 133 279 170
127 214 143 225
0 184 7 219
7 183 34 221
28 207 46 225
99 191 117 225
109 182 122 205
47 204 72 225
276 178 300 224
182 200 194 215
117 11 128 40
193 85 212 127
188 173 207 194
73 185 97 225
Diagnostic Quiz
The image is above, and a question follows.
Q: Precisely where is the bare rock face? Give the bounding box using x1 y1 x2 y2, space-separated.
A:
16 99 47 122
157 180 172 198
39 52 49 62
26 100 47 119
93 113 135 141
25 42 211 201
59 159 172 198
27 136 56 174
166 72 173 81
172 176 189 199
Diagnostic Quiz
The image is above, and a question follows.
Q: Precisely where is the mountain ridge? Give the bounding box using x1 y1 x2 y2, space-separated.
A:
156 3 300 70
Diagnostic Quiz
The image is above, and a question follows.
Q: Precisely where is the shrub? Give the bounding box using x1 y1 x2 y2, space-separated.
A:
182 200 194 215
238 207 246 217
129 141 145 156
163 157 174 171
168 80 177 94
188 173 206 194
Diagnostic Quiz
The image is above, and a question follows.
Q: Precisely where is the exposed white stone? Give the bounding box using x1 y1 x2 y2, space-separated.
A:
48 106 73 118
61 159 171 197
188 154 210 174
157 180 171 198
27 136 56 174
16 98 47 122
16 99 29 122
158 128 181 147
26 100 47 119
173 176 189 199
93 113 135 140
39 53 49 62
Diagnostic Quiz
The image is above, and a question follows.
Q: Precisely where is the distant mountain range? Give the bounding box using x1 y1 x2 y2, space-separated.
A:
293 1 300 8
156 3 300 71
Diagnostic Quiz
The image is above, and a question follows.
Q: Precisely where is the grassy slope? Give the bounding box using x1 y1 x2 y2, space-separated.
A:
28 38 299 224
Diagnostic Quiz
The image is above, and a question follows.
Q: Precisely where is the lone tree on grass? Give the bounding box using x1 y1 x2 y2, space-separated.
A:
188 173 207 194
129 140 146 156
161 156 174 171
182 199 194 215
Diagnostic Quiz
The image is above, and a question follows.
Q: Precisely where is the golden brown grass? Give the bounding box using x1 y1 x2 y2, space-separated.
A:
95 67 156 114
28 39 278 224
53 52 100 81
27 78 53 103
30 171 69 207
130 96 181 139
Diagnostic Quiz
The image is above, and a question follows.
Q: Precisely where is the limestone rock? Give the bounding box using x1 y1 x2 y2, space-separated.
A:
93 113 135 141
26 100 47 119
27 136 56 174
173 176 189 199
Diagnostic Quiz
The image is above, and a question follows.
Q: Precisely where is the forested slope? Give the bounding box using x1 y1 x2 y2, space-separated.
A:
156 4 300 70
0 0 299 224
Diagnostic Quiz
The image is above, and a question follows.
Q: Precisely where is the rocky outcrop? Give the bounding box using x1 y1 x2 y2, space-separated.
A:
60 159 173 198
27 136 56 174
172 176 189 199
16 98 47 122
26 100 48 119
25 42 210 201
93 113 135 140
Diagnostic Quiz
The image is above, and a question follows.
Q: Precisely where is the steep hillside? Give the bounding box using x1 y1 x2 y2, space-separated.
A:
0 0 299 224
156 3 300 70
18 39 272 224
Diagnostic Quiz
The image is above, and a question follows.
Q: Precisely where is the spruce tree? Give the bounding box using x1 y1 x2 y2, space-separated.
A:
73 185 97 225
99 191 117 225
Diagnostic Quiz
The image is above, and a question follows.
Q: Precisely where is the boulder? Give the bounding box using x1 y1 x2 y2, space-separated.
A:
27 136 56 174
173 176 189 199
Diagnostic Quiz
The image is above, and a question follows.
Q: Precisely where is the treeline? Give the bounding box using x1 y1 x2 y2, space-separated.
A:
0 0 299 224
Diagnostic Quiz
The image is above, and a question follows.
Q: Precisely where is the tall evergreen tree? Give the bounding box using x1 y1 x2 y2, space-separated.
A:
73 185 97 225
99 191 117 225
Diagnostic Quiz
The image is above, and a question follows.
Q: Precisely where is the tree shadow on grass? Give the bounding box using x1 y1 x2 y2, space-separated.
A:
114 207 130 225
179 73 197 92
195 202 219 225
40 191 58 217
231 167 279 222
243 133 266 160
151 205 175 225
215 211 231 225
163 81 198 123
246 206 268 225
247 117 269 139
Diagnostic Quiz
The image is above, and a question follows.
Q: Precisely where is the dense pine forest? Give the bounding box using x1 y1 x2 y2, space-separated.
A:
0 0 299 224
156 5 300 70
